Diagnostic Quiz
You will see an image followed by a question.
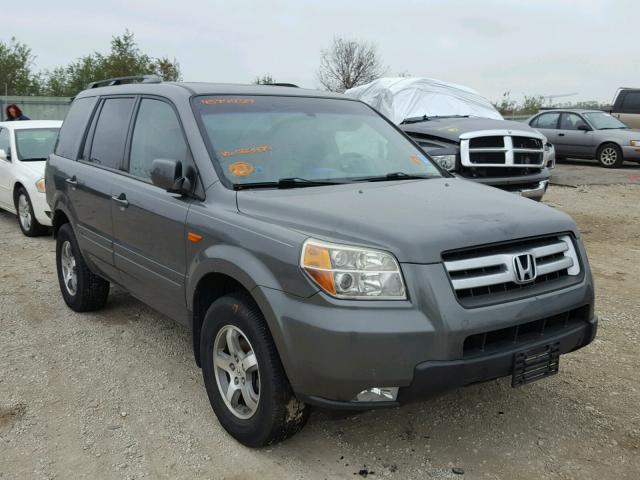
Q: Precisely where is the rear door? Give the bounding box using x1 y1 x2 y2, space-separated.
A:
530 112 560 146
556 113 594 157
615 91 640 129
111 97 193 323
0 127 13 209
71 96 135 280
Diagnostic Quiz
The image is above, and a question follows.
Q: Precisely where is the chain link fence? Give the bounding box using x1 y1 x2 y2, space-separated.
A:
1 96 71 121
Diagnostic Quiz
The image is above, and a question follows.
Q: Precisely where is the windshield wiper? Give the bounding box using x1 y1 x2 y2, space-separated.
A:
402 115 470 125
233 177 346 190
19 157 48 162
599 127 627 130
356 172 436 182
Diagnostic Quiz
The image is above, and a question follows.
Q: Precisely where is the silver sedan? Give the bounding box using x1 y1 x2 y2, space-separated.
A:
528 109 640 168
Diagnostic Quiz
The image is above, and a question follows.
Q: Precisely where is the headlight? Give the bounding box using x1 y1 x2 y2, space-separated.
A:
301 239 406 299
544 143 551 152
35 178 46 193
431 154 456 171
631 140 640 147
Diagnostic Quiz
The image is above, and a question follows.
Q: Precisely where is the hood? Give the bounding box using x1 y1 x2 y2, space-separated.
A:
236 178 577 263
345 77 503 124
596 128 640 140
18 160 46 178
402 117 539 143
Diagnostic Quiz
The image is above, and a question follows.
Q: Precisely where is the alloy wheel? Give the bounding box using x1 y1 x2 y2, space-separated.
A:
600 147 618 166
213 325 260 419
17 194 32 231
60 240 78 296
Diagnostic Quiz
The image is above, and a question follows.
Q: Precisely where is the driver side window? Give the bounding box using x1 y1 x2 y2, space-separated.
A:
129 98 189 181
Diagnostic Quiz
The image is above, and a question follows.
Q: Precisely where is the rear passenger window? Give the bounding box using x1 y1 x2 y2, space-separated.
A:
533 113 560 129
89 97 135 169
128 98 188 181
621 92 640 113
55 97 98 159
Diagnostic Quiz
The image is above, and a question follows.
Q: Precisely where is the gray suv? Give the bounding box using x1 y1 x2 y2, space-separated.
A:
46 76 598 447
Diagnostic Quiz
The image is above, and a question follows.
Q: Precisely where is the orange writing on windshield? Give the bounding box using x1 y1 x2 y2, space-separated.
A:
201 98 256 105
221 145 272 158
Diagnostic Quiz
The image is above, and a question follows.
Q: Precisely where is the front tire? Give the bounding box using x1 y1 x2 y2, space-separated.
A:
15 187 47 237
200 293 309 447
56 223 110 312
597 143 623 168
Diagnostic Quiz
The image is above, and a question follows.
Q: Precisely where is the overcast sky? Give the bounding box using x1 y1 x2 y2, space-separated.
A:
6 0 638 103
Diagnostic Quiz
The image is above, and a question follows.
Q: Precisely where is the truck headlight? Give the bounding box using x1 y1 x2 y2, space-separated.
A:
301 239 406 299
431 154 456 171
35 178 46 193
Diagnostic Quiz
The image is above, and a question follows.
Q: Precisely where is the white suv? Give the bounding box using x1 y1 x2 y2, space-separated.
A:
0 120 62 236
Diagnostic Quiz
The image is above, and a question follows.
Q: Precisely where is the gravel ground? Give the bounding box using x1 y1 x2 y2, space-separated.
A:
1 185 639 480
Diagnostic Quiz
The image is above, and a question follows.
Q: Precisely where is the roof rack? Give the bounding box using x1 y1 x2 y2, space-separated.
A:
265 83 299 88
86 74 162 90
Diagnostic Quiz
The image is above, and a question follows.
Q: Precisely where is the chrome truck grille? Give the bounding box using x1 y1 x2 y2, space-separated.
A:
443 235 582 307
460 130 546 168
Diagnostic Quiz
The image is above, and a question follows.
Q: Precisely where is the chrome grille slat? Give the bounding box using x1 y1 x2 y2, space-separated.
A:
536 257 574 276
443 235 581 304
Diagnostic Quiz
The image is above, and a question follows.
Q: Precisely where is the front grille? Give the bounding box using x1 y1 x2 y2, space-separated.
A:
443 235 582 307
469 151 506 164
463 305 590 358
460 130 546 169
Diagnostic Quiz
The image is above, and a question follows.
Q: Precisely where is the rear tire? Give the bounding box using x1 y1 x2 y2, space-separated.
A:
597 143 623 168
56 223 110 312
15 187 48 237
200 292 309 447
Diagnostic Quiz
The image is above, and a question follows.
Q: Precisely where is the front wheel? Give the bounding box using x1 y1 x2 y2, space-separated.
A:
15 187 47 237
597 143 623 168
200 293 309 447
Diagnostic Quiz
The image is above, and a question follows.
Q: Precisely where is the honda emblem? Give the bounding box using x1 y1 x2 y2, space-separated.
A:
513 253 537 284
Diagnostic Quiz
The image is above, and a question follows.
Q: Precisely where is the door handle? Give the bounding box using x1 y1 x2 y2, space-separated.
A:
558 133 565 137
65 176 78 189
111 193 129 209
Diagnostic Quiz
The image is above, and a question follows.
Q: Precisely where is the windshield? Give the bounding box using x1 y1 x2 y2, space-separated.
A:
583 112 627 130
15 128 59 161
192 95 442 187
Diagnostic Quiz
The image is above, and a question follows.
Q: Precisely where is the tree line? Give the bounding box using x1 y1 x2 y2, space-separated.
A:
0 31 180 97
1 32 608 113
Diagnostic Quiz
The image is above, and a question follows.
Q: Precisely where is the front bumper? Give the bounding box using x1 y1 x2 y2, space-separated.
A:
622 145 640 161
30 190 52 226
458 170 551 201
306 315 597 409
252 249 595 408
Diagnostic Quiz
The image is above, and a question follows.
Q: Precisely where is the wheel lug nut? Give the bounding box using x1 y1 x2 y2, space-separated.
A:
234 377 239 385
230 363 235 371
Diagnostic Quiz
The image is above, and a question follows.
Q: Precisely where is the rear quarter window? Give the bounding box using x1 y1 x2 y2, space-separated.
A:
55 97 98 159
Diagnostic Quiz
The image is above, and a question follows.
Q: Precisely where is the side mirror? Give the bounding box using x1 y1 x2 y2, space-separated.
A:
0 148 9 161
150 158 192 194
577 124 591 132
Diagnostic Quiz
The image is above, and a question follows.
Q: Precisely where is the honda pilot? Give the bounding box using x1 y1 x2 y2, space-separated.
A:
46 76 597 447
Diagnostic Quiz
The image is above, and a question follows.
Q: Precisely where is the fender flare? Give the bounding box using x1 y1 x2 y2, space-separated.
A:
186 244 284 313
